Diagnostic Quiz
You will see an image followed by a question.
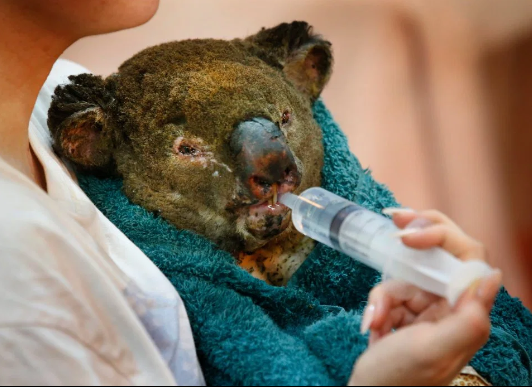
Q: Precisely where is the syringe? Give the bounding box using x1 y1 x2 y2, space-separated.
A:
280 187 494 306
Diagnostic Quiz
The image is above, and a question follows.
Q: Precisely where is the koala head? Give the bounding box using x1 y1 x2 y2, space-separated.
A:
48 21 332 254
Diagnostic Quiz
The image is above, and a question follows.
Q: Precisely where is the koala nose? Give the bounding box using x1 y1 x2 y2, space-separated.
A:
231 117 301 200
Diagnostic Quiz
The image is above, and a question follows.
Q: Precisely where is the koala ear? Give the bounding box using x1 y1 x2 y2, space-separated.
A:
246 21 333 101
47 74 115 172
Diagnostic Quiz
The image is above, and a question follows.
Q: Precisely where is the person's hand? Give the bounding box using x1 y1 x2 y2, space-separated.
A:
363 208 501 345
349 209 503 386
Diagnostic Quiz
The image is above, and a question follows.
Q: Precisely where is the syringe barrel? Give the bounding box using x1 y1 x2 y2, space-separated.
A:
282 187 493 305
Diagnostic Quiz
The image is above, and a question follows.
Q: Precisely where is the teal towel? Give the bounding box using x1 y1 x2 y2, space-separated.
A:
78 100 532 386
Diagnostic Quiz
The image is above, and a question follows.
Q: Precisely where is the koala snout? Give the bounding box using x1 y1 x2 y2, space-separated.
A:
231 117 301 201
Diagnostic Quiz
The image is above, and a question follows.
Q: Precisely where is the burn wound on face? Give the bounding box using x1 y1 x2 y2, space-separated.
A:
245 203 291 240
238 236 315 286
173 136 232 172
232 118 301 200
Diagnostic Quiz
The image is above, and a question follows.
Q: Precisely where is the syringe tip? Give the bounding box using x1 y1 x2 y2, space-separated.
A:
279 192 298 210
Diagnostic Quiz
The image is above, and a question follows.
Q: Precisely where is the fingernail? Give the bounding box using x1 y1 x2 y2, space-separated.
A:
361 305 375 334
393 228 421 238
382 207 416 216
476 269 503 299
405 217 433 230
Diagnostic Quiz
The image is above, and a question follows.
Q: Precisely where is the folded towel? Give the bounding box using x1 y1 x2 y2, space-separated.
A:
77 100 532 386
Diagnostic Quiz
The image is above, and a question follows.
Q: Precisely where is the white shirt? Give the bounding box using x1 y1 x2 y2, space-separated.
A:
0 59 205 386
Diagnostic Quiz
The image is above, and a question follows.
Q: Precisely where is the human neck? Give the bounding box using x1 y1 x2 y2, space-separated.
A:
0 2 76 188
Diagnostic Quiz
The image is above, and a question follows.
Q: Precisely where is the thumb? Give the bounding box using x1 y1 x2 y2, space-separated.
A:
455 270 503 312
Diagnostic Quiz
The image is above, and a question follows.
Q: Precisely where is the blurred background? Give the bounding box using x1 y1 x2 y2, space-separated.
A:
62 0 532 308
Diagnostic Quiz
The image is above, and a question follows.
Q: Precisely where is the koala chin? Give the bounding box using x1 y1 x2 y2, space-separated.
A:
48 21 333 286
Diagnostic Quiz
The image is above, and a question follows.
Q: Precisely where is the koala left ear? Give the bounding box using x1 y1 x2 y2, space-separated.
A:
48 74 116 173
246 21 333 101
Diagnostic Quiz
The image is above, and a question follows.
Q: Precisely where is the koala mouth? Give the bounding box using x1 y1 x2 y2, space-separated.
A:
244 184 292 240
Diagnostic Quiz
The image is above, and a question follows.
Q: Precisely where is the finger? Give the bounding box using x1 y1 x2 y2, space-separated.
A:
456 269 503 312
382 208 418 229
383 208 462 231
398 224 486 261
371 302 451 350
387 209 482 260
367 281 420 331
367 280 443 332
404 288 442 315
375 301 449 340
413 298 452 324
476 270 503 310
378 306 417 335
402 216 434 231
367 281 441 331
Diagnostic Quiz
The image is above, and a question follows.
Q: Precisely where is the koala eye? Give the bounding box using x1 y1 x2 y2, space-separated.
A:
281 110 291 126
178 144 199 156
173 137 204 157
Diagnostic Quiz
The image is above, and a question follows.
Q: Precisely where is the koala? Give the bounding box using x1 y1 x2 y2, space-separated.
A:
48 21 333 285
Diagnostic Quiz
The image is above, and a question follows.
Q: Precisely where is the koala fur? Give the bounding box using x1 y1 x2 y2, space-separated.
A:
48 21 333 285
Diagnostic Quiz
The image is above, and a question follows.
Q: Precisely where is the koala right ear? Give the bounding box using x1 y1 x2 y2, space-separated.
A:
245 21 333 101
47 74 115 172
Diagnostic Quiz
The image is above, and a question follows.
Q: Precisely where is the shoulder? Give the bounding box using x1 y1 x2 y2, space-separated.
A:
0 164 68 245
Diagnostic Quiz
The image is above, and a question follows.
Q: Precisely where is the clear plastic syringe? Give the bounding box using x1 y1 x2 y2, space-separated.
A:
280 187 493 306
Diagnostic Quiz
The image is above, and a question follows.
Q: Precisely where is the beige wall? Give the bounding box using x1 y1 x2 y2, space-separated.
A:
62 0 532 307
